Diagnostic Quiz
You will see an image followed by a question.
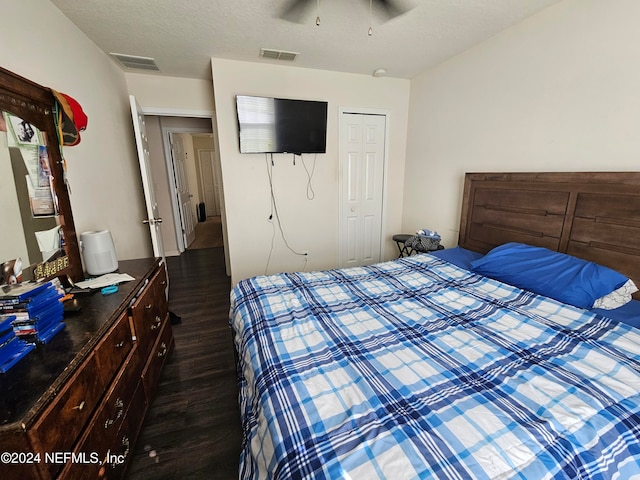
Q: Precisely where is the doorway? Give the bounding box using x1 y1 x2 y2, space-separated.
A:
187 147 224 250
144 115 224 256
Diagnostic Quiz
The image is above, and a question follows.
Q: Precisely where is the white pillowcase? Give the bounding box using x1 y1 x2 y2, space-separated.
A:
592 279 639 310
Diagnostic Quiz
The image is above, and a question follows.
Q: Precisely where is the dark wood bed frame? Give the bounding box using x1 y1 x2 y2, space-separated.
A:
458 172 640 300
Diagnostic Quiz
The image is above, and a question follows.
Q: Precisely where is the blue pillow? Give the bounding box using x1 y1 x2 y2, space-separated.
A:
429 246 483 271
470 242 629 309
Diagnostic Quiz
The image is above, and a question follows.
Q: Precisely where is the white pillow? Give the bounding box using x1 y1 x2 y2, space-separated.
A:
592 279 639 310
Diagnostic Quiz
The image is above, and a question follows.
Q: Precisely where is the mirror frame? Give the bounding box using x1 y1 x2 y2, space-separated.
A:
0 66 83 282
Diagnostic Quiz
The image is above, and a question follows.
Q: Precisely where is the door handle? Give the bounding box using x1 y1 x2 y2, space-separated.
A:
142 218 163 225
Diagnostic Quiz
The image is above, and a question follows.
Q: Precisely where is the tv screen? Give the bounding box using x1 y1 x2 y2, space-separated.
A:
236 95 327 154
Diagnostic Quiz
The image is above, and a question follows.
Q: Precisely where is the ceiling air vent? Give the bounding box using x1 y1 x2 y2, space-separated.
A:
110 53 160 71
260 48 298 62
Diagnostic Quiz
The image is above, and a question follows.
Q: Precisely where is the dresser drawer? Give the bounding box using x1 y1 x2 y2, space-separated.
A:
29 353 105 478
93 349 143 445
29 313 132 478
130 264 168 359
153 262 168 308
141 318 174 399
94 312 134 386
97 381 147 480
58 351 146 480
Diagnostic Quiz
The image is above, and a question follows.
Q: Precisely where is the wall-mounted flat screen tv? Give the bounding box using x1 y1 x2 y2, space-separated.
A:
236 95 327 154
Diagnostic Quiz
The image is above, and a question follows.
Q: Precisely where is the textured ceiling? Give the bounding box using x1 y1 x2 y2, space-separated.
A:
50 0 563 80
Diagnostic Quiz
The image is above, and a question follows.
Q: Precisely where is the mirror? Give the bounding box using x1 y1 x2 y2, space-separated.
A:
0 67 83 283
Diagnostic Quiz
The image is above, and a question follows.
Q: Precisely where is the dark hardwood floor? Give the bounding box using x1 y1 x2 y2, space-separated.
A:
126 247 242 480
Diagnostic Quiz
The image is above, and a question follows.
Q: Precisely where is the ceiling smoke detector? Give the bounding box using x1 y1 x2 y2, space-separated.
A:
260 48 299 62
110 53 160 71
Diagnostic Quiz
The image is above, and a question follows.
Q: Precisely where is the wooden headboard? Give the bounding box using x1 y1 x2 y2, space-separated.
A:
458 172 640 300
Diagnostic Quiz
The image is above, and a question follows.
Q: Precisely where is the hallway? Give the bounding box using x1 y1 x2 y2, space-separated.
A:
188 216 224 250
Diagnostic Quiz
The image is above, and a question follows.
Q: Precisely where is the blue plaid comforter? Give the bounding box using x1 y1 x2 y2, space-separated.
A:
230 254 640 479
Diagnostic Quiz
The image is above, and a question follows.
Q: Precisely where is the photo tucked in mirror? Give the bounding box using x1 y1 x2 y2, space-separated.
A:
0 110 64 282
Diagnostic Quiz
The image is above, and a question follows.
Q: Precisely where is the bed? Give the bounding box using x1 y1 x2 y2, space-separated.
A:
230 172 640 479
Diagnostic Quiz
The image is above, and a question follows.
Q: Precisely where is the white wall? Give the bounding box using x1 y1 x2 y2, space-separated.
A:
212 58 410 285
125 72 215 114
1 0 152 263
403 0 640 248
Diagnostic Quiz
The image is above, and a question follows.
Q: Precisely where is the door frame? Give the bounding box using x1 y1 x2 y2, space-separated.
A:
134 107 215 253
338 106 391 267
132 106 230 276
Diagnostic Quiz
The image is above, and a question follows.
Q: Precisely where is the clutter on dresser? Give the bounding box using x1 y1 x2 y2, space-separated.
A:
0 279 66 372
74 272 135 291
0 314 34 373
1 258 22 284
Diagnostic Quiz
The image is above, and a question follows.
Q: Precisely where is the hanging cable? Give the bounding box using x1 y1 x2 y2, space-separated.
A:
265 209 277 275
265 154 276 273
301 154 317 200
264 155 308 274
316 0 321 26
368 0 373 36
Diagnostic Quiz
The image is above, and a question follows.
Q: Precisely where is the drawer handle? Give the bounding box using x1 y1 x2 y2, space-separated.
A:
72 400 86 411
157 342 168 358
145 304 152 310
150 316 162 330
115 340 125 348
107 435 130 469
104 398 124 429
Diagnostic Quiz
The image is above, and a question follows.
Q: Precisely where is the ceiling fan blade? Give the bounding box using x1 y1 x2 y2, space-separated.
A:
374 0 411 20
279 0 314 23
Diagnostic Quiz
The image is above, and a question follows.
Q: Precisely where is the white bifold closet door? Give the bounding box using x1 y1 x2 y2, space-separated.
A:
339 112 386 268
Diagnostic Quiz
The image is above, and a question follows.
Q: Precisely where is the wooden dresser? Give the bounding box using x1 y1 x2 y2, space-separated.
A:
0 257 174 479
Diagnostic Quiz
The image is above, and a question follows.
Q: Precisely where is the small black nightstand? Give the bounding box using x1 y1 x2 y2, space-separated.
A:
392 234 414 257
